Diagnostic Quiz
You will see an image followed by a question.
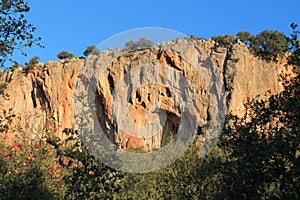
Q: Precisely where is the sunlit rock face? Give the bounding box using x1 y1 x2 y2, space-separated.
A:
0 39 292 150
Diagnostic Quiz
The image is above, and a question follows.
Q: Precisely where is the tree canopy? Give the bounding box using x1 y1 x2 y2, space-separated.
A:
288 23 300 68
124 37 153 50
0 0 42 69
83 45 100 57
237 30 289 61
57 51 75 60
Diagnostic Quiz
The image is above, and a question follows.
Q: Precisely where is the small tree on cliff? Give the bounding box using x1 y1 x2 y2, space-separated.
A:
211 34 236 48
236 30 289 61
23 56 39 73
57 51 75 60
124 38 153 50
83 45 101 57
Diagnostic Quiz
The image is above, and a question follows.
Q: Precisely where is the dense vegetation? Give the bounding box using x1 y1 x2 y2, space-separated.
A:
210 29 290 62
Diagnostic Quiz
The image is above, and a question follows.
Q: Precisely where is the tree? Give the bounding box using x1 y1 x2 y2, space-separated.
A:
0 0 42 69
124 40 137 50
23 56 39 73
27 55 39 65
136 37 153 49
83 45 100 57
253 30 289 61
218 70 300 199
47 128 124 199
236 31 255 46
124 38 153 50
236 30 289 61
211 34 236 48
288 23 300 68
57 51 75 60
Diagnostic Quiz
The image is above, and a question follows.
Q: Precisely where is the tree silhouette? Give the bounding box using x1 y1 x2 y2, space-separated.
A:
57 51 75 60
83 45 100 57
124 38 153 50
0 0 42 69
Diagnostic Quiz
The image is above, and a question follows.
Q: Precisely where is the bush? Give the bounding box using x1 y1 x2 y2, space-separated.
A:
211 34 236 48
24 56 40 73
83 46 101 57
288 23 300 67
237 30 289 61
9 61 21 71
124 38 153 50
57 51 75 60
0 112 66 199
253 30 289 61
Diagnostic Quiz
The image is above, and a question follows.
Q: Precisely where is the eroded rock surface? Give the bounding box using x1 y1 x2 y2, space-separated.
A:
0 39 292 150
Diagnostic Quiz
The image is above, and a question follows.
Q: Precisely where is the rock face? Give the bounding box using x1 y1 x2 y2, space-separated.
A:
0 39 292 150
0 59 83 132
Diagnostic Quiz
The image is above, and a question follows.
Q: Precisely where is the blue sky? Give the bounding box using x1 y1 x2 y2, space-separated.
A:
10 0 300 65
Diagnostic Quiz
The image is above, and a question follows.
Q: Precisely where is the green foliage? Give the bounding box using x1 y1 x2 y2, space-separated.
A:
23 56 39 73
237 30 289 61
9 61 20 71
57 51 75 60
218 73 300 199
253 30 289 61
124 37 153 50
0 112 66 200
212 29 290 62
119 146 225 199
83 45 101 57
211 34 236 48
188 35 206 41
288 23 300 68
0 109 15 132
47 128 124 199
236 31 255 45
0 0 42 69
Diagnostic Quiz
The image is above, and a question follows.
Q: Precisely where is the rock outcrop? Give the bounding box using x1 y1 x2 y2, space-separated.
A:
0 39 293 150
0 59 83 132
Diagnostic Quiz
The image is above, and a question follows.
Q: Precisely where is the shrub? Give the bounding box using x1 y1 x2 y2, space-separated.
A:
253 30 289 61
124 38 153 50
57 51 75 60
0 111 66 199
83 46 101 57
237 30 289 61
211 34 236 48
9 61 21 71
288 23 300 67
24 56 40 73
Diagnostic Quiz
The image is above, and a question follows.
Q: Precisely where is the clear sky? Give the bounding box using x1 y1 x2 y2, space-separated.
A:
10 0 300 65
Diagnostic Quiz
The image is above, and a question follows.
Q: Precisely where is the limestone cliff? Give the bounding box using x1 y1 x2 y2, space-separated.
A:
0 59 83 131
0 39 292 149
